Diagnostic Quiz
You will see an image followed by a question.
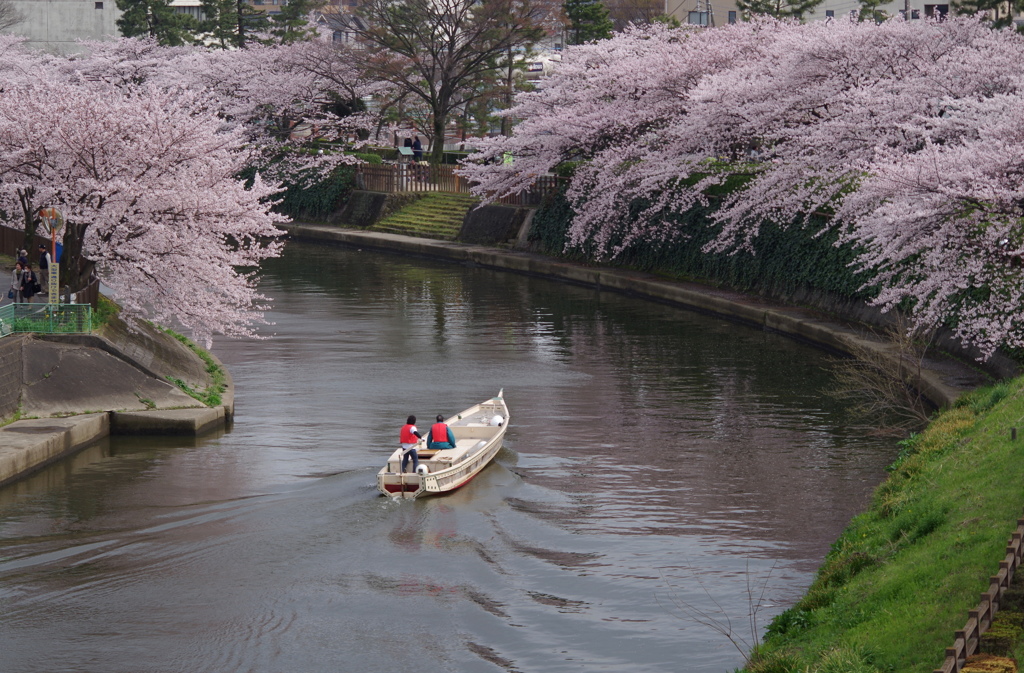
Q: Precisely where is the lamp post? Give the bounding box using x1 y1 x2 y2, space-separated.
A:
37 207 62 305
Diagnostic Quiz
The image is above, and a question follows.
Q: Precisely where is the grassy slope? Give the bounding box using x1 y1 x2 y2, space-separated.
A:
753 379 1024 673
369 193 478 240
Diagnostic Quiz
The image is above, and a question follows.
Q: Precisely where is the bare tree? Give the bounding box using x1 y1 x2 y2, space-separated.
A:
334 0 547 163
827 316 936 434
0 0 24 32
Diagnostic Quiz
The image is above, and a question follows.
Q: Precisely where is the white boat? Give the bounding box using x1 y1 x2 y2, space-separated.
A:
377 390 509 499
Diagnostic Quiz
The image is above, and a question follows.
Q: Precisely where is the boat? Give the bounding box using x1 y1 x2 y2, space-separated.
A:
377 390 509 499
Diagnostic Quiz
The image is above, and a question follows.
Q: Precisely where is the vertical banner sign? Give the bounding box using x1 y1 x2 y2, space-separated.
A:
37 207 63 305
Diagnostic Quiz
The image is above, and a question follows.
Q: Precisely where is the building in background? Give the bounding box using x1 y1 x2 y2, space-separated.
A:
3 0 119 53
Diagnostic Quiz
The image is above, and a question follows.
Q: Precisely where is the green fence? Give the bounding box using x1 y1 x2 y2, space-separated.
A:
0 303 92 337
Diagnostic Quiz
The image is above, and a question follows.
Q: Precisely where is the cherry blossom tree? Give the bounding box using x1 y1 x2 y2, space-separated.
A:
0 75 284 344
64 37 381 190
462 17 1024 357
836 94 1024 358
0 36 384 343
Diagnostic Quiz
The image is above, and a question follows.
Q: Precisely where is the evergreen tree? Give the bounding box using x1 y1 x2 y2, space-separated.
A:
564 0 613 45
115 0 198 45
953 0 1023 29
857 0 889 22
199 0 269 48
737 0 823 20
267 0 325 44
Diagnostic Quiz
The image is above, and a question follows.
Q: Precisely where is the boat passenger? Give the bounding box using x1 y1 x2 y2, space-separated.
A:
427 414 456 451
399 415 422 473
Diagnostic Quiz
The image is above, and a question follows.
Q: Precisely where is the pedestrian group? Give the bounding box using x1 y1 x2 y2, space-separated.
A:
8 249 43 304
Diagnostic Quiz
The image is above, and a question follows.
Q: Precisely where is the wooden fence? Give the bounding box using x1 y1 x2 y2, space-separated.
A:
355 164 563 207
0 223 49 261
933 508 1024 672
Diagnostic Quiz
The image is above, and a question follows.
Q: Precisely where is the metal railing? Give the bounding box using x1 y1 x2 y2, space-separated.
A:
0 303 93 338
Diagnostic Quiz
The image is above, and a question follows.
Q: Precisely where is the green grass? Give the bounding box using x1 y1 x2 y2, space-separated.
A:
369 193 478 240
157 327 227 407
92 294 121 329
0 407 22 428
753 377 1024 673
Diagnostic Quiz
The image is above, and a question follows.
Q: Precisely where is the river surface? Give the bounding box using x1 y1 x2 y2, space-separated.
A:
0 242 894 673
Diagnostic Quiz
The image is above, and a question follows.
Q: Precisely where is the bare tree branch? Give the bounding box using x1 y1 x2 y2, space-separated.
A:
827 316 937 434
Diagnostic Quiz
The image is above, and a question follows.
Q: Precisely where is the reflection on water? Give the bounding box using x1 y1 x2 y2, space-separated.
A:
0 242 894 673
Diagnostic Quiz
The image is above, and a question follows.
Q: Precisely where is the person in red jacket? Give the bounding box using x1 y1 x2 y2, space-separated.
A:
427 414 456 451
399 415 423 473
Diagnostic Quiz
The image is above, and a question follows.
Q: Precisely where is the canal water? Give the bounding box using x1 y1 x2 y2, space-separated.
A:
0 242 893 673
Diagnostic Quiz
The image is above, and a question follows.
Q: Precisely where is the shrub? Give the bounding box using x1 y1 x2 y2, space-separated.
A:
981 612 1024 656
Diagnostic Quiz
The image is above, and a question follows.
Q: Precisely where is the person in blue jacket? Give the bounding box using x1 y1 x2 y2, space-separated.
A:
427 414 456 450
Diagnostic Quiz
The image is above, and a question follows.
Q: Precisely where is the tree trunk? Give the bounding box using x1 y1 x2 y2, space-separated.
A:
431 112 447 165
17 187 39 251
502 48 513 137
62 220 94 296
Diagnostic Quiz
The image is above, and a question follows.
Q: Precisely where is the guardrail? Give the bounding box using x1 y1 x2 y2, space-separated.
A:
0 303 92 338
355 164 563 206
934 508 1024 672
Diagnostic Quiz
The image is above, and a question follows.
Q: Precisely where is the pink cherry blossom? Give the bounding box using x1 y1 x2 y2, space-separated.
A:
462 17 1024 358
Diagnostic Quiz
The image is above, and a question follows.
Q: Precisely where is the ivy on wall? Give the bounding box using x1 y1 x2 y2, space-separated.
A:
530 185 878 305
242 152 383 222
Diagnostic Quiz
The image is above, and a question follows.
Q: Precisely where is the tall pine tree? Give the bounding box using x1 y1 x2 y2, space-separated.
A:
199 0 269 48
953 0 1022 29
115 0 197 45
267 0 325 44
737 0 823 20
564 0 613 45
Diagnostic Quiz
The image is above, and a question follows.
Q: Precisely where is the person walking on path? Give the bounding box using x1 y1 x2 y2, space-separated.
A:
9 261 24 303
36 244 50 295
412 136 423 162
20 263 38 303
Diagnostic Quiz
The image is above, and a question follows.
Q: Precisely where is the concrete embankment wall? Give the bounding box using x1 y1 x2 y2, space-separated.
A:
285 223 995 410
0 321 234 488
0 336 24 420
